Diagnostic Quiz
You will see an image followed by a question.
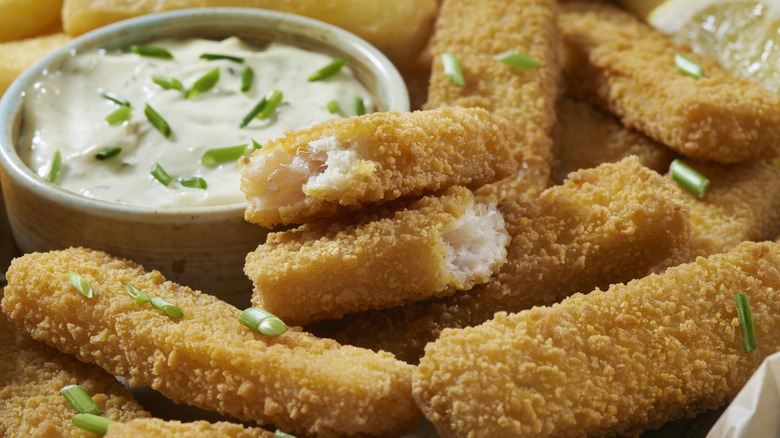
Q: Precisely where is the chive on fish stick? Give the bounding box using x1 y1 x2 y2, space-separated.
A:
1 248 419 438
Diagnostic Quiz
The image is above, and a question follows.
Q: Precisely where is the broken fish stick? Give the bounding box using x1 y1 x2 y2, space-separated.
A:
414 241 780 437
560 2 780 164
246 186 509 326
1 248 419 438
424 0 560 189
105 419 273 438
238 107 521 227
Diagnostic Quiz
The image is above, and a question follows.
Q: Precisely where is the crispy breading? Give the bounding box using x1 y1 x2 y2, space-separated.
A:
0 312 149 437
414 241 780 437
1 248 419 438
309 157 690 363
654 160 780 271
560 1 780 163
424 0 560 189
105 419 273 438
238 107 521 227
555 96 676 183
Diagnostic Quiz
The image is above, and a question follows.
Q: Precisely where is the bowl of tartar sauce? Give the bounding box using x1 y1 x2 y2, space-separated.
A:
0 8 409 306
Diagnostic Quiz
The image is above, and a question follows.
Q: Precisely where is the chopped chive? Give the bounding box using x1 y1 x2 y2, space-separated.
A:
201 144 251 164
353 97 366 116
150 296 184 319
735 293 757 354
95 147 122 161
494 50 541 72
238 307 287 335
99 90 130 107
256 90 283 120
240 66 254 93
122 282 150 304
308 57 346 81
326 100 341 114
669 159 709 198
675 53 703 79
105 106 132 125
178 176 208 189
250 139 262 152
130 44 173 59
144 104 172 138
200 53 244 63
186 67 220 99
68 270 94 299
151 163 172 186
72 413 115 435
275 430 297 438
61 385 103 415
240 97 268 128
152 74 184 91
45 149 62 183
442 53 465 87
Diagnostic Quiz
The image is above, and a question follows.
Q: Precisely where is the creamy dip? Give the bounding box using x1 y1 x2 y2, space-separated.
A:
19 37 374 208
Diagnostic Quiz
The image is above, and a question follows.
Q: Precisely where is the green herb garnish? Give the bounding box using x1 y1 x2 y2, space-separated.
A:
186 67 220 99
130 44 173 59
152 74 184 91
144 104 172 138
68 270 94 299
201 144 252 164
326 100 341 114
238 307 288 335
735 293 757 353
442 53 465 87
61 385 103 415
240 90 283 128
105 106 131 125
200 53 244 63
308 57 346 81
99 90 130 107
353 97 366 116
669 159 709 198
494 50 541 71
178 176 208 189
72 413 115 435
150 296 184 318
240 66 254 93
675 53 703 79
122 282 150 304
95 147 122 161
45 149 62 183
151 163 172 186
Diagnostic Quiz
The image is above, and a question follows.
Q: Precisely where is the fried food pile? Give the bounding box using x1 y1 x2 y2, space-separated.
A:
4 0 780 437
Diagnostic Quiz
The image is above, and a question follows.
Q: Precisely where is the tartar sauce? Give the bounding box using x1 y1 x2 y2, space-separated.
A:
19 37 374 208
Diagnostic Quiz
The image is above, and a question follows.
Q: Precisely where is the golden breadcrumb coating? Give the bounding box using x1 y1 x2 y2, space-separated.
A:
414 241 780 437
309 157 690 363
105 419 273 438
555 96 676 183
0 311 149 438
247 186 508 326
238 107 521 227
560 2 780 164
1 248 418 438
424 0 560 189
654 160 780 271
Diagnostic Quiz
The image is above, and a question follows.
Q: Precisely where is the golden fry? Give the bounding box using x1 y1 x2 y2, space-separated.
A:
0 0 63 42
0 33 70 96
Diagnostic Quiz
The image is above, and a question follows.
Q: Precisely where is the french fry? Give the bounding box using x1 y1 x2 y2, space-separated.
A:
0 33 70 96
0 0 63 43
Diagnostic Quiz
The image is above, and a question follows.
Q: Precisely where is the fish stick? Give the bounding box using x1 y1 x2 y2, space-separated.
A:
560 2 780 164
424 0 560 190
246 186 509 326
1 248 419 438
309 156 690 363
0 312 149 437
238 107 521 227
414 241 780 437
105 418 273 437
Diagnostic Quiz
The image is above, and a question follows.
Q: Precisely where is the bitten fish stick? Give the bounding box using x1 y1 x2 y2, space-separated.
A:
414 241 780 438
560 2 780 164
238 107 521 227
1 248 419 438
246 186 509 326
105 419 273 438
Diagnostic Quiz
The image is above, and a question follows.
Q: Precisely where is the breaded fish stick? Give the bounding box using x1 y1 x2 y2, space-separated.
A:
424 0 560 189
414 241 780 437
1 248 418 438
238 107 521 227
105 419 273 437
246 186 509 326
0 313 149 437
310 157 690 363
560 2 780 163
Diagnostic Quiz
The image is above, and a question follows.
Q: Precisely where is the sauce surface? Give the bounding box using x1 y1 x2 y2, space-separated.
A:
19 37 374 208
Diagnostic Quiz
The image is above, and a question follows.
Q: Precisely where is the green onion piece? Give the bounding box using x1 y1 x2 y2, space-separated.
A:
72 413 115 435
45 149 62 183
200 53 244 63
250 139 262 151
441 53 465 87
122 282 150 304
99 90 130 107
675 52 703 79
669 159 709 198
68 270 94 299
105 106 132 125
353 97 366 116
238 307 288 335
275 430 297 438
186 67 220 99
256 90 283 120
144 104 172 138
150 296 184 319
95 147 122 161
326 100 341 114
308 57 346 81
151 163 172 186
240 96 268 128
130 44 173 59
494 50 541 72
61 385 103 415
152 74 184 91
178 176 208 189
201 144 250 164
240 66 254 93
735 293 757 353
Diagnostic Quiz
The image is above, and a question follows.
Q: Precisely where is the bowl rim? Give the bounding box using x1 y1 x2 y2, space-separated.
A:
0 7 410 219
